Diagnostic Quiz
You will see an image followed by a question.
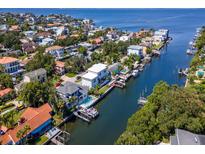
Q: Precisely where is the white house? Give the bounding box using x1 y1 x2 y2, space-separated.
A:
45 45 64 60
154 29 169 41
23 31 37 40
0 57 23 76
127 45 143 57
82 72 98 88
82 63 109 89
39 38 55 46
119 35 130 42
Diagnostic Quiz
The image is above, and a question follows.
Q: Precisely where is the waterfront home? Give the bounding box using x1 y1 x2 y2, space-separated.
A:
170 129 205 145
141 37 153 47
153 35 164 45
108 62 121 75
45 45 65 60
106 30 118 41
127 45 144 57
82 63 110 89
0 57 23 76
81 72 98 89
23 68 47 83
57 81 88 109
1 103 53 145
55 61 66 75
154 29 169 41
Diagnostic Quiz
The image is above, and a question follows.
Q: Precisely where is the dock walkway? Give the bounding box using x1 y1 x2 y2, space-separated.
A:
73 111 91 123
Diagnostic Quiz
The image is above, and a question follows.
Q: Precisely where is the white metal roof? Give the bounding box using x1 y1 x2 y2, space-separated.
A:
88 63 107 73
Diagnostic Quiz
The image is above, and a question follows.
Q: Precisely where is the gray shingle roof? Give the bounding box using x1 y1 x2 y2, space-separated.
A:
24 68 46 78
57 81 84 95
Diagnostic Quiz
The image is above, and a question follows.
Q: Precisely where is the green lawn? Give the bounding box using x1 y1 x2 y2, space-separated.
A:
0 104 15 113
99 85 110 94
34 135 48 145
66 72 76 78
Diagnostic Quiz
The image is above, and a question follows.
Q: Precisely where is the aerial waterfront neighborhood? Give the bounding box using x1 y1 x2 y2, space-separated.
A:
0 12 170 145
0 10 205 146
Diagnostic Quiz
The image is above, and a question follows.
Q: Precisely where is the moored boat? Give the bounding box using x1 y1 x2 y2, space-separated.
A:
132 69 139 77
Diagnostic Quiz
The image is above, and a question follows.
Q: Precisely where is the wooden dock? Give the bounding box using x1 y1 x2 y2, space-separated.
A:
73 111 91 123
51 131 71 145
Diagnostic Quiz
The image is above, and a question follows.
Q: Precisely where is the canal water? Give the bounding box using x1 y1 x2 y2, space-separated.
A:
2 9 205 144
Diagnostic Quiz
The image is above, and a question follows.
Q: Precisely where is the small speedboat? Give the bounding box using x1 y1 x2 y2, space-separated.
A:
138 97 147 105
132 70 139 77
186 49 194 55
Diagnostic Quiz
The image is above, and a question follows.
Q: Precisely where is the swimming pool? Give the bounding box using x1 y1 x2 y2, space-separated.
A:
79 96 96 108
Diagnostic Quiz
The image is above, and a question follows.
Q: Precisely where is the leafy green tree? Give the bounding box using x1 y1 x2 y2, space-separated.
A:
0 110 16 128
26 51 55 76
21 22 30 31
1 32 21 50
0 64 5 73
65 56 87 74
0 73 13 88
6 17 18 26
16 125 31 144
18 81 50 107
129 38 141 45
116 81 205 145
78 46 87 56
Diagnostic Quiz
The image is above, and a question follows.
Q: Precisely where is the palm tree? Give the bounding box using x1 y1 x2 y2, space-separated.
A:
0 64 4 73
16 125 31 144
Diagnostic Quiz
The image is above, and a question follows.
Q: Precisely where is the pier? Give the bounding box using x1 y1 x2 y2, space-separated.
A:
51 131 71 145
45 127 71 145
73 107 99 123
73 111 91 123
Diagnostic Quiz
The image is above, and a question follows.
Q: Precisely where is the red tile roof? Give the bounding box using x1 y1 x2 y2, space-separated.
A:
0 57 18 64
0 88 13 97
1 103 52 144
94 38 103 44
0 133 11 145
